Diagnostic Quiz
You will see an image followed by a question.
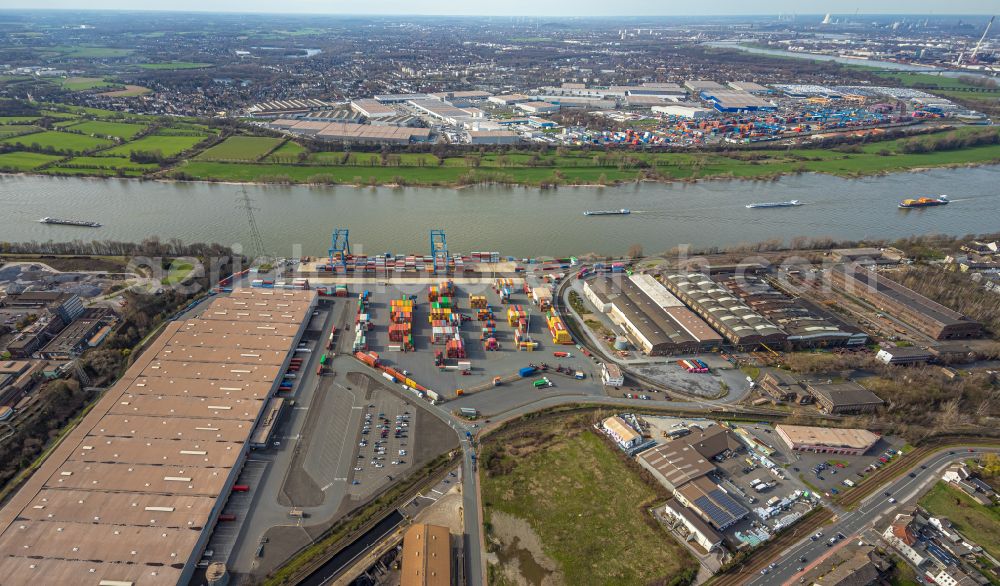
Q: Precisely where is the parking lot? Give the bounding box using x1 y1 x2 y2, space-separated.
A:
348 386 417 499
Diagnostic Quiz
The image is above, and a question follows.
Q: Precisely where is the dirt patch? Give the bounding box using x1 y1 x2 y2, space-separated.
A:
414 484 464 534
4 255 128 273
99 85 151 97
490 510 564 586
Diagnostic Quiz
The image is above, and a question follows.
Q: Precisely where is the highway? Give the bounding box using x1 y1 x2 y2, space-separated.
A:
746 447 1000 586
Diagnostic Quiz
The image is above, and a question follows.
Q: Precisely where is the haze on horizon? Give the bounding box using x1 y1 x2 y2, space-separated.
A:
2 1 993 17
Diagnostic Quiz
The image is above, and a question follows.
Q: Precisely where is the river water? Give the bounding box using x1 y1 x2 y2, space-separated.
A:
2 168 999 258
708 42 994 80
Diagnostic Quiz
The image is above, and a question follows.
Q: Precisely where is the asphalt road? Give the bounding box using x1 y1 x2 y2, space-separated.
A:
747 447 1000 586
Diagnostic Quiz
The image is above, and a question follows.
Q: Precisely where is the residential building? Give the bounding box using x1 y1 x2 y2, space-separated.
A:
600 363 624 387
882 513 929 567
796 544 890 586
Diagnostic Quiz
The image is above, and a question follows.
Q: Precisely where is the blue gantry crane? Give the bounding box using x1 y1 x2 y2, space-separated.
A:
430 229 448 274
329 228 351 272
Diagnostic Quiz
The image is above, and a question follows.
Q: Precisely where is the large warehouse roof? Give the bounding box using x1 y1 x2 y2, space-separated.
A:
0 288 315 586
833 265 975 327
776 425 880 451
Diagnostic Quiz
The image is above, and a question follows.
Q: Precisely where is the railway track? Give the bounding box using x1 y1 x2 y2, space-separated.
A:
708 507 835 586
837 437 1000 508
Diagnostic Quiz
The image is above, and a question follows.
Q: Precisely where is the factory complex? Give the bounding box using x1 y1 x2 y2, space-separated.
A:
830 264 983 340
0 288 316 586
249 75 982 147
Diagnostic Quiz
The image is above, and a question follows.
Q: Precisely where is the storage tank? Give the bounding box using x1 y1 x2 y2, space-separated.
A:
613 337 629 351
206 562 229 586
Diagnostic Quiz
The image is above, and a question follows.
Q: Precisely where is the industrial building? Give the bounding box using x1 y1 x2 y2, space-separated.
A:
684 80 727 92
663 499 724 552
428 90 491 104
637 426 743 492
624 95 673 108
727 81 769 93
757 369 807 404
487 93 531 106
652 103 712 119
374 93 432 103
246 99 336 117
0 288 317 586
467 130 521 145
583 275 722 355
717 274 867 349
775 424 880 456
661 272 787 350
637 421 750 533
876 346 932 365
675 475 749 531
699 89 776 112
38 308 115 360
409 99 484 125
805 381 884 414
350 99 399 118
270 119 431 144
516 101 560 114
400 523 452 586
299 109 366 124
830 265 983 340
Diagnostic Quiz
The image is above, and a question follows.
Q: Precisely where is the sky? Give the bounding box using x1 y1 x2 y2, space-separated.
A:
4 1 993 16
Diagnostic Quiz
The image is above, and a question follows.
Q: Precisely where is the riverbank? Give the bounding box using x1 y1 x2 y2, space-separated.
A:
6 128 999 189
3 102 999 188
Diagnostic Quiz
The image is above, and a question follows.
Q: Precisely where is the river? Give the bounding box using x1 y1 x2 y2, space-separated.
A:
708 42 995 79
2 167 999 258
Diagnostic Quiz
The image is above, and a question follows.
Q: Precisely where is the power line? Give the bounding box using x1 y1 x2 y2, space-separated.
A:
236 187 267 261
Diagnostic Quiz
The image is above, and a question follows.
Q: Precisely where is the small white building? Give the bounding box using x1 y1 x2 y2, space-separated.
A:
663 500 724 552
601 363 624 387
602 416 640 449
652 104 712 119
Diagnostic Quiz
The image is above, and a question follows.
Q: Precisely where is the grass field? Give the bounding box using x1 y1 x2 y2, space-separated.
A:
0 116 40 124
58 77 117 91
481 418 694 586
65 120 148 140
56 156 159 172
137 61 213 70
101 134 207 158
0 151 63 171
1 130 113 154
262 140 307 162
919 481 1000 559
0 125 40 138
169 131 1000 186
194 136 284 161
161 261 195 285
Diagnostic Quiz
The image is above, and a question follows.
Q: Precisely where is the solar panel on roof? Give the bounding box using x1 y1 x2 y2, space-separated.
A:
694 496 733 527
710 489 749 518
